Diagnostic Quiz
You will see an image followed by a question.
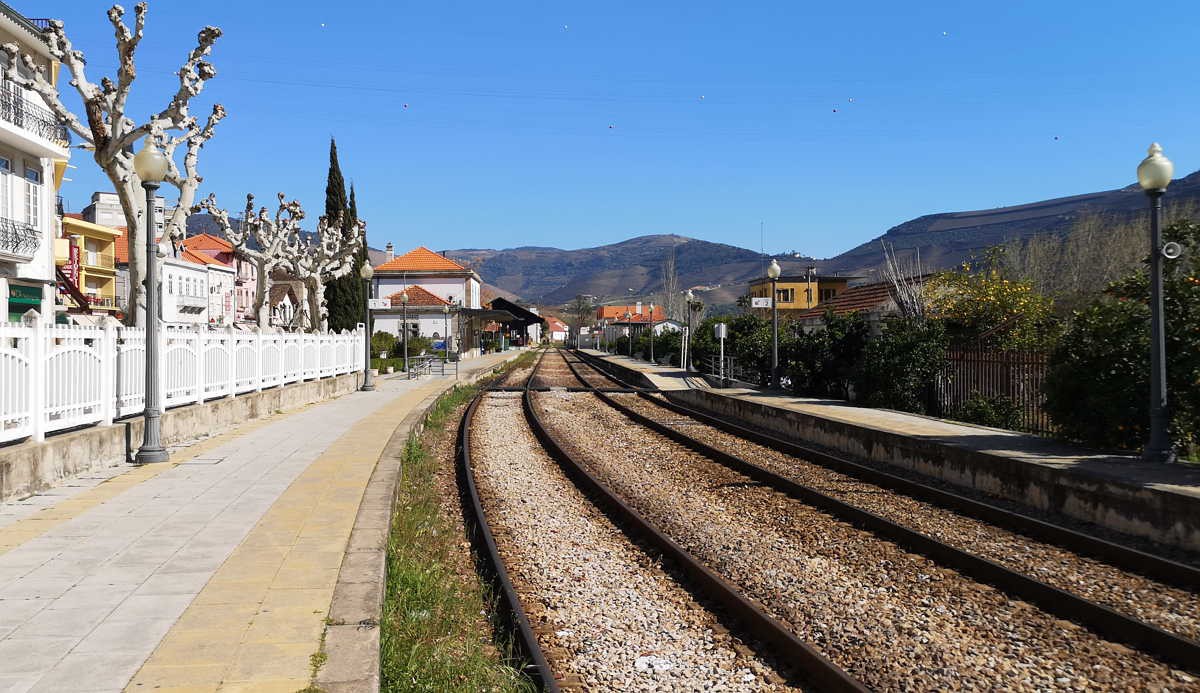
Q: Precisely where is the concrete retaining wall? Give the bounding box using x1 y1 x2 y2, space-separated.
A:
0 372 361 503
668 387 1200 553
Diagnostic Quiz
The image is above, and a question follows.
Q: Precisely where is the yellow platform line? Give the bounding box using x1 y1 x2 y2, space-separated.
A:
0 413 289 557
126 379 447 692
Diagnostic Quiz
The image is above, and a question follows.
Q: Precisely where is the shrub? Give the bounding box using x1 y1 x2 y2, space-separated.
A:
856 318 947 414
954 393 1022 429
371 330 396 358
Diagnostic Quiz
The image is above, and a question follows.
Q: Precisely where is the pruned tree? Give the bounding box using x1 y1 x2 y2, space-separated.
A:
566 294 593 347
1 3 225 326
292 212 364 333
197 193 300 328
881 241 927 319
661 246 681 321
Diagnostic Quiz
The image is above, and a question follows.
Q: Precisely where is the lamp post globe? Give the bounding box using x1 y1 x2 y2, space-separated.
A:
766 259 781 389
134 139 170 464
1137 143 1177 463
359 262 375 391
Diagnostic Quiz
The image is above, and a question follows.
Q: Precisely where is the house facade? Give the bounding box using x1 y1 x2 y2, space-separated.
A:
161 254 210 326
746 272 858 314
368 246 484 356
55 214 120 319
0 7 70 323
181 233 253 326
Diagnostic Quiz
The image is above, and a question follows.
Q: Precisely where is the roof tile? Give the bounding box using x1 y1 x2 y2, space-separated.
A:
386 285 451 307
376 246 468 272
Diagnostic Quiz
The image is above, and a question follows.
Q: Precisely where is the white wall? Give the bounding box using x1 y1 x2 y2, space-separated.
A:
373 275 481 309
207 265 235 326
161 258 208 326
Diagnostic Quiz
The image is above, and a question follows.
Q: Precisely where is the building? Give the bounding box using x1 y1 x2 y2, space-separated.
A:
55 214 120 320
269 283 299 328
546 317 569 342
0 6 70 322
161 253 209 326
369 246 485 356
792 277 927 332
746 272 858 313
81 190 168 238
181 233 254 326
596 303 666 324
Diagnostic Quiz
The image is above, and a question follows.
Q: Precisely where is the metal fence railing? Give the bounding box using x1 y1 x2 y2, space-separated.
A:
935 347 1053 436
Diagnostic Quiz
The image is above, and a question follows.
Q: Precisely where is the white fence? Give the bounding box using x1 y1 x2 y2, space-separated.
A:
0 322 364 444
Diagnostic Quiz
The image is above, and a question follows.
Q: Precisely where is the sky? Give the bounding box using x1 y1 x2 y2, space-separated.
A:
25 1 1200 258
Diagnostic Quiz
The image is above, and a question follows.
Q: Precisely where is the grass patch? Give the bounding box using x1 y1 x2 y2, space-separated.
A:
380 365 536 692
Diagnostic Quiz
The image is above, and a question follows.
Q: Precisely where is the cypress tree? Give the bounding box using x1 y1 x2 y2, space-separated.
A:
323 138 364 332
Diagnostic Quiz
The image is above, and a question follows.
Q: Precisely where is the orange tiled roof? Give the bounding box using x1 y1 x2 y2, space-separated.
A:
376 246 468 272
180 247 229 266
64 212 84 219
112 228 153 265
182 233 233 252
546 318 568 331
386 285 451 307
794 281 897 320
597 305 665 322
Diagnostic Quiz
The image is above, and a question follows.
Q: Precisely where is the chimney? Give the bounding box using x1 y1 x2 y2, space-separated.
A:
385 242 394 261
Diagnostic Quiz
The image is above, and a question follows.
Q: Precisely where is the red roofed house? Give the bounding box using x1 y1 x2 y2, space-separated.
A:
368 246 484 357
181 233 257 326
545 317 569 343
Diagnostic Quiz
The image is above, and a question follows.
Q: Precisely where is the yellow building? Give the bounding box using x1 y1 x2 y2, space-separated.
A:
747 272 855 312
55 214 119 315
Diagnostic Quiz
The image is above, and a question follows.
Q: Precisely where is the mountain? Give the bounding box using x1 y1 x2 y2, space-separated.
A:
445 234 811 309
826 170 1200 274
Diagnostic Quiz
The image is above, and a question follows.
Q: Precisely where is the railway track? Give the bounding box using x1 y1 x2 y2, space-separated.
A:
462 349 1200 690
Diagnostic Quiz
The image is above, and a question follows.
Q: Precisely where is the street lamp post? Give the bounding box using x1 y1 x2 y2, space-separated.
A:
648 302 656 364
1137 143 1177 463
624 311 633 358
767 259 781 390
360 263 375 392
442 303 450 365
685 289 700 372
133 140 169 464
400 290 409 375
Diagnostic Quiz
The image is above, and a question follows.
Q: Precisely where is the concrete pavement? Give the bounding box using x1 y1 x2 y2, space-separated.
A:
0 351 519 692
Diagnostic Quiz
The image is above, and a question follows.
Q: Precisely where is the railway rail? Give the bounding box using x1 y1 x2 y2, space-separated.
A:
459 349 1200 690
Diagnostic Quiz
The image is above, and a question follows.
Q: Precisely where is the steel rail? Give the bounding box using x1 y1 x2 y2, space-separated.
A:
567 376 1200 672
570 348 1200 590
456 352 559 691
524 352 868 692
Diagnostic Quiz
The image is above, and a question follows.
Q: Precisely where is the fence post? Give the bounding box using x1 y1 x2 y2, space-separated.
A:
100 323 115 426
27 312 45 442
226 327 236 398
193 325 204 405
254 327 264 392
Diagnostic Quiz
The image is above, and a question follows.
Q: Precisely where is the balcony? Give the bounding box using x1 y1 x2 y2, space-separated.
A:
0 215 38 262
0 91 70 149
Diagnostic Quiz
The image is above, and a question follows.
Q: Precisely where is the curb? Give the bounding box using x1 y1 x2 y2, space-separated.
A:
315 357 518 692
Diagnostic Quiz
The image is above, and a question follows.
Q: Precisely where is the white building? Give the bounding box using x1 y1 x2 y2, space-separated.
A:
161 255 208 326
81 190 168 238
0 8 70 323
369 246 484 356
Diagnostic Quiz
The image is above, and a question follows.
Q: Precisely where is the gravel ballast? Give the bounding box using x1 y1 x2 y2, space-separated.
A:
533 390 1198 692
470 392 801 691
611 392 1200 643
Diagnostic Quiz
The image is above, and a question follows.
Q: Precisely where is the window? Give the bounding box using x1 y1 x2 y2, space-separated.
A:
167 275 174 295
23 165 40 229
819 288 837 302
775 288 795 304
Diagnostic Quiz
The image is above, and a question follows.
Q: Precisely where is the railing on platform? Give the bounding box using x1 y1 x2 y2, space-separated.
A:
935 346 1053 436
405 354 458 380
0 321 364 444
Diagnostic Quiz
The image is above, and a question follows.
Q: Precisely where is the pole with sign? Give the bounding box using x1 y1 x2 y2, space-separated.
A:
715 322 727 385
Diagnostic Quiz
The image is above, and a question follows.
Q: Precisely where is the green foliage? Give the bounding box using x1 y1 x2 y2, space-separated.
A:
1044 218 1200 456
324 142 365 333
371 357 407 372
927 248 1059 350
372 330 397 358
632 328 683 366
784 312 870 400
857 318 947 413
955 393 1022 430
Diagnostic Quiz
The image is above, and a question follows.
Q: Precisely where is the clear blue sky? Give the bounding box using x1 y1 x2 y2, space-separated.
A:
30 1 1200 258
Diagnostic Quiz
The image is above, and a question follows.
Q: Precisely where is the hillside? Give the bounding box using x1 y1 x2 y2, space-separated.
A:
826 170 1200 274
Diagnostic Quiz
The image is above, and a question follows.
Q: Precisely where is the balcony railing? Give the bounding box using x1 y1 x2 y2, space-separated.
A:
0 215 38 259
0 90 70 146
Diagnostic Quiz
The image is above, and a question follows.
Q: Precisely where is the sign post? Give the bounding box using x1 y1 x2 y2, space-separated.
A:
714 322 727 385
750 296 772 309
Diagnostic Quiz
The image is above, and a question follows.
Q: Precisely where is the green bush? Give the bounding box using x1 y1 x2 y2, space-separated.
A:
856 318 947 414
1044 218 1200 456
371 357 407 372
371 331 396 358
954 392 1022 429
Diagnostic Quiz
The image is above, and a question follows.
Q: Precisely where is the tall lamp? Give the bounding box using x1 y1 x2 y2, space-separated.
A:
624 311 633 358
133 140 169 464
767 258 781 389
360 263 375 391
648 302 656 364
400 290 409 375
442 303 450 364
1136 143 1177 463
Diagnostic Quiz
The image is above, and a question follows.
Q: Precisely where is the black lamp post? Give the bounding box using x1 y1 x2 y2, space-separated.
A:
648 302 656 364
767 258 781 389
685 289 702 372
133 139 169 464
1136 143 1177 463
442 303 450 364
360 263 375 391
624 311 632 358
399 290 409 375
